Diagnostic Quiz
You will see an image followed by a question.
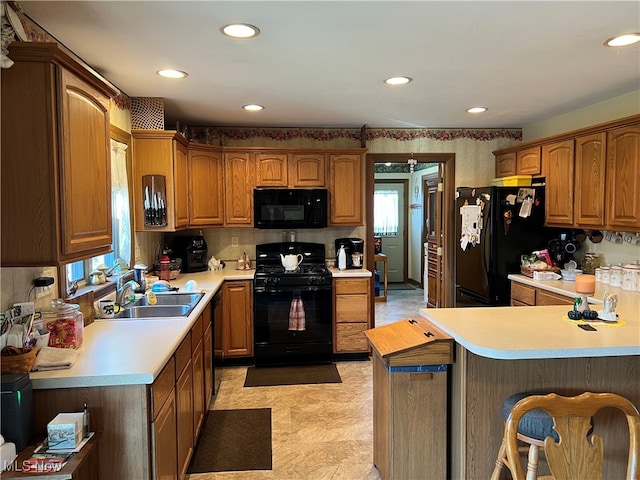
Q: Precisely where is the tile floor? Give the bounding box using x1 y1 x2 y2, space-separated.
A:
188 286 425 480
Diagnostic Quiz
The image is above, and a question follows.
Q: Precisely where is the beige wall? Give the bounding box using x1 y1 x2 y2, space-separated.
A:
522 90 640 142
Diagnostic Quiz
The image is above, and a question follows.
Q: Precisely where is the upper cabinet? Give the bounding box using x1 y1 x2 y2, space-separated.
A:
543 140 575 227
574 132 606 227
1 42 117 266
328 154 363 225
495 152 516 178
224 152 254 226
133 130 189 232
255 151 326 187
516 147 542 176
255 153 288 187
188 144 224 227
606 126 640 230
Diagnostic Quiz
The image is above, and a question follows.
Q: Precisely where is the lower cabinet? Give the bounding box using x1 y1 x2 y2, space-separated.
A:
217 280 253 358
511 281 574 306
175 335 193 480
333 277 371 353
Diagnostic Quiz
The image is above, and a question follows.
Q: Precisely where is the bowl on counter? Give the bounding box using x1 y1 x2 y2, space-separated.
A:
560 269 583 281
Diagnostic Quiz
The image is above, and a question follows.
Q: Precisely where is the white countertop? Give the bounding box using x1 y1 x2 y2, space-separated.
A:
420 278 640 360
29 266 370 389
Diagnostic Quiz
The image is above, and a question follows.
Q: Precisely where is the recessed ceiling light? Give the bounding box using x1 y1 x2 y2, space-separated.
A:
243 104 264 112
221 23 260 39
466 107 488 113
604 33 640 47
384 76 412 86
157 69 188 79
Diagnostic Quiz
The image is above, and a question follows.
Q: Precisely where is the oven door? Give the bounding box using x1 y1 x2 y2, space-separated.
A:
254 284 332 366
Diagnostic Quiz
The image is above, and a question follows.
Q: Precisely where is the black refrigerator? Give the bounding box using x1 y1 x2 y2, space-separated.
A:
455 185 556 307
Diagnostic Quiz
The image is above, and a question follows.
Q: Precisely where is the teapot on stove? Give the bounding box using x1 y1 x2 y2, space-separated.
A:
281 253 303 270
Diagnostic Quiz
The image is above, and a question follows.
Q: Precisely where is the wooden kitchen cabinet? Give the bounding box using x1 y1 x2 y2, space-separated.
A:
495 152 517 177
224 152 254 225
204 315 214 404
175 334 193 480
1 42 117 266
191 312 205 441
543 139 575 226
151 356 177 480
574 132 607 227
255 152 288 186
290 153 326 187
517 146 542 176
188 144 224 227
328 154 363 225
510 281 572 306
606 125 640 230
218 281 254 357
334 278 371 353
133 130 189 232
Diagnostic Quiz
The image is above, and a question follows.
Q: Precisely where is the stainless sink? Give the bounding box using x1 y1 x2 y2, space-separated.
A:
117 305 193 318
132 292 204 307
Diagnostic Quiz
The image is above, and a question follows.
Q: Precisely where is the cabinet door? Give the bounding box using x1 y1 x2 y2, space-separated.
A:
256 153 288 187
495 152 516 178
59 68 113 256
176 360 193 480
222 281 253 357
224 153 254 225
204 321 213 403
606 126 640 230
516 147 542 176
192 338 205 440
328 154 363 225
574 132 606 227
543 140 575 226
174 141 189 229
151 390 177 480
290 153 326 187
188 147 224 226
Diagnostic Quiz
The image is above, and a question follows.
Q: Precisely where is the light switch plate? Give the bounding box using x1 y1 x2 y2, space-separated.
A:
231 236 239 247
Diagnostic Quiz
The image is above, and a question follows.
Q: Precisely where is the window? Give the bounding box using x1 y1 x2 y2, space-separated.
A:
373 190 399 236
65 137 132 286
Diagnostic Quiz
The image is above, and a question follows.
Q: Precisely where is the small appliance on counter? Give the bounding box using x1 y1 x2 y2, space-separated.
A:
170 234 208 273
334 238 364 269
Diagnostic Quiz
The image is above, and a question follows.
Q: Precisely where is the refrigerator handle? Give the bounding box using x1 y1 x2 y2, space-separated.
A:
481 205 490 284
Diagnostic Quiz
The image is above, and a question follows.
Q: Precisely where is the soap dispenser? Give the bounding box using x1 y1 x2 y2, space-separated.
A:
337 245 347 271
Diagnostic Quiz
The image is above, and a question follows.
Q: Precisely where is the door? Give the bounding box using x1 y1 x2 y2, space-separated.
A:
374 182 406 282
424 173 443 307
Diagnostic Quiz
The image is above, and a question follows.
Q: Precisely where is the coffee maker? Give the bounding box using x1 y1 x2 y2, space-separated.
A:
171 234 208 273
334 238 364 269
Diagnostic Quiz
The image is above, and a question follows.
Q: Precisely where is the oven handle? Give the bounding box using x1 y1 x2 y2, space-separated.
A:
254 285 331 294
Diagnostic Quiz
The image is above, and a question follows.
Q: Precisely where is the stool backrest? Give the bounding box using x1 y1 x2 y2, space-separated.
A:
504 392 640 480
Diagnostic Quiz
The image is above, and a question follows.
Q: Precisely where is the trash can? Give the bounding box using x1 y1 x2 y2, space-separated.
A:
1 373 33 451
365 318 453 480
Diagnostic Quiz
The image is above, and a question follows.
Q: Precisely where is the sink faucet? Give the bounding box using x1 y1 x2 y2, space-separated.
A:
117 280 140 306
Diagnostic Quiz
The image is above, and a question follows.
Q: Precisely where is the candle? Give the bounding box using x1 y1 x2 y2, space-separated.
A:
575 274 596 294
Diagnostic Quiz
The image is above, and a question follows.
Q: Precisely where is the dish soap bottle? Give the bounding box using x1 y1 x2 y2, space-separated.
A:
159 249 171 281
337 245 347 271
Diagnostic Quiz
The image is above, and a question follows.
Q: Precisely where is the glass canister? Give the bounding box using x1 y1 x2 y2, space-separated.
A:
581 252 600 275
40 299 84 349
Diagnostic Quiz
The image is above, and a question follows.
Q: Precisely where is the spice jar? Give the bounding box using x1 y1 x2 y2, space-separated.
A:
40 299 84 349
581 252 600 275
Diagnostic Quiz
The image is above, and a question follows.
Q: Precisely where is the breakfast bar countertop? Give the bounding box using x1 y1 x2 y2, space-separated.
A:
28 268 254 390
419 289 640 361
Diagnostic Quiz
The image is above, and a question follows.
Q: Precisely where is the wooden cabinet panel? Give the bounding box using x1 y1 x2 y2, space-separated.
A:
174 141 189 229
204 321 213 404
574 132 606 227
335 294 369 322
221 281 253 357
152 357 176 420
495 152 517 178
1 42 117 266
256 153 288 186
517 147 542 176
290 153 325 187
335 323 369 352
328 154 363 225
606 126 640 230
543 140 575 226
333 278 370 353
174 333 191 380
152 387 177 480
335 278 369 295
176 358 193 480
192 337 205 440
536 290 573 306
224 153 254 225
188 145 224 226
511 282 536 306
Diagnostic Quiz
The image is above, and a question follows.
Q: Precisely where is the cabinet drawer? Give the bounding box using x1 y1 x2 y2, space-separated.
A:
511 299 529 307
511 282 536 306
335 278 369 294
191 314 203 350
536 290 573 306
335 323 369 352
175 333 192 378
152 356 175 420
335 294 369 322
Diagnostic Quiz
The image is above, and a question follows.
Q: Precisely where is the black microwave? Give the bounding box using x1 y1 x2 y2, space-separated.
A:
254 188 328 229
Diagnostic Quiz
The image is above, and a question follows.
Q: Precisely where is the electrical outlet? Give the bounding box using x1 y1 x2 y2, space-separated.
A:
35 285 51 299
231 236 239 247
35 268 56 299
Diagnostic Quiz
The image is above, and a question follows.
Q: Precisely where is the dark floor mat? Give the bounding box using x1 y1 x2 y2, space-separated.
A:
244 364 342 387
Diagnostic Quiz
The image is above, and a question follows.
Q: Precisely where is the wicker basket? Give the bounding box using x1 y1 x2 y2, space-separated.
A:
521 265 560 278
1 347 37 374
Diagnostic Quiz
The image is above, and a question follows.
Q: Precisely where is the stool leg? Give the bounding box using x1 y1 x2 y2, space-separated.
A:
525 444 539 480
490 440 507 480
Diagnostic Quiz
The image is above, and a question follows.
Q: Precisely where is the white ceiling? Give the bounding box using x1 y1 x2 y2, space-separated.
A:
17 1 640 129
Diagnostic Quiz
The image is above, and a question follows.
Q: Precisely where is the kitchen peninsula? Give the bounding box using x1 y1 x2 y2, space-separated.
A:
420 281 640 479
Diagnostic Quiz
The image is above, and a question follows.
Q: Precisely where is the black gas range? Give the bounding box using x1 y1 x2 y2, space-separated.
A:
253 242 333 366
